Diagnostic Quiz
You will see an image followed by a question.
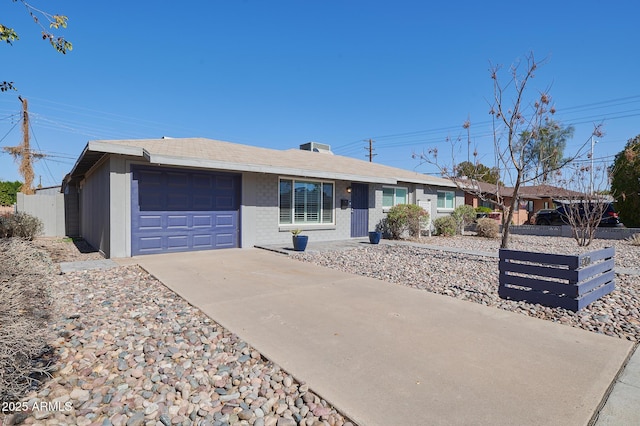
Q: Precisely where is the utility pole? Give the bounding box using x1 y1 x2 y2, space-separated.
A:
590 135 596 194
19 96 34 194
364 138 376 162
2 97 44 194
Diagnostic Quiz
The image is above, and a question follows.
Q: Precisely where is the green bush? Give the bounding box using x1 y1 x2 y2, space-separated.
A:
476 217 500 238
0 212 44 240
475 206 493 214
385 204 429 239
433 215 457 236
452 205 476 234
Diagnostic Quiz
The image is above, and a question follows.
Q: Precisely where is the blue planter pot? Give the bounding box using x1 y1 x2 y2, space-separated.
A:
292 235 308 251
369 231 382 244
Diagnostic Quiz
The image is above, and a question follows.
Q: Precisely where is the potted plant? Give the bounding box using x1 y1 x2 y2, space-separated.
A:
291 229 308 252
369 223 383 244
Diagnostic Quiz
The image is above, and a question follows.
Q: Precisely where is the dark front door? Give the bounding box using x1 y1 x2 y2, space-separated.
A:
350 183 369 237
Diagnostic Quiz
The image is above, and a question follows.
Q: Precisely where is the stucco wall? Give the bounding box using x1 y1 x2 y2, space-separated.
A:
109 157 129 258
80 158 111 257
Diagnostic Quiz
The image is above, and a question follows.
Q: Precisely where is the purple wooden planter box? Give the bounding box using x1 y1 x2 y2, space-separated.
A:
498 247 615 312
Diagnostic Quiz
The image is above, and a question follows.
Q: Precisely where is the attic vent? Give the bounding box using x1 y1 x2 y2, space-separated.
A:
300 142 333 154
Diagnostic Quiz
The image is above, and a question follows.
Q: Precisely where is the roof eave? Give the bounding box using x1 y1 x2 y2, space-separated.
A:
148 154 398 184
64 140 458 188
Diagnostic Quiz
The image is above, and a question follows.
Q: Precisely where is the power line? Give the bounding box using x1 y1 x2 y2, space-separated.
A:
332 94 640 155
0 122 19 144
28 120 57 185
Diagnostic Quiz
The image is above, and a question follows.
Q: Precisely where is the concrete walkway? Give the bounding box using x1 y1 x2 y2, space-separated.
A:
117 248 634 426
59 259 119 273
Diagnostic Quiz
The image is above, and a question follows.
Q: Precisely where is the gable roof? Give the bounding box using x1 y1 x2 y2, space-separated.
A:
454 178 513 198
65 137 456 188
517 184 586 199
456 178 587 200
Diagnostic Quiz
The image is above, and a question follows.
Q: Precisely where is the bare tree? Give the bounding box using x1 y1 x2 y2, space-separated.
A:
415 53 590 248
556 163 614 247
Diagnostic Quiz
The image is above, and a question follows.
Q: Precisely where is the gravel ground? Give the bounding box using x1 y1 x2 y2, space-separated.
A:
3 235 638 425
415 234 640 269
292 234 640 342
2 238 353 426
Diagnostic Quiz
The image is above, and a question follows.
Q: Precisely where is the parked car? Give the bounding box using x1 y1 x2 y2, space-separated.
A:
534 203 622 227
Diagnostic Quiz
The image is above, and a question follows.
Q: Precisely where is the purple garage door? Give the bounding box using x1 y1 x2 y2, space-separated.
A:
131 166 240 255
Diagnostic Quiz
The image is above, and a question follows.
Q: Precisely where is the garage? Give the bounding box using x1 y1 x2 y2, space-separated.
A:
131 165 240 255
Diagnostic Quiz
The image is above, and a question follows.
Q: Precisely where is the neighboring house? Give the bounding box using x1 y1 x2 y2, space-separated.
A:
63 138 463 258
457 179 587 225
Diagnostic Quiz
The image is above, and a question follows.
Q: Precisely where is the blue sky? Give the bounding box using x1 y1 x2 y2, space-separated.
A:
1 0 638 187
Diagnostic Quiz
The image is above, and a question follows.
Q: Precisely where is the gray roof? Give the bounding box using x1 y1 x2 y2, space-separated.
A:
66 137 455 187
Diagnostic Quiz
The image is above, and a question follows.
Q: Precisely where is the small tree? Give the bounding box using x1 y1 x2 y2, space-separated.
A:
415 53 589 249
555 164 611 247
454 161 501 185
451 205 476 235
522 119 575 184
610 134 640 228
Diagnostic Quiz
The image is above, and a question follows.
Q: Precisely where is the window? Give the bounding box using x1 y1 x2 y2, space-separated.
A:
382 186 408 208
479 199 494 209
279 178 334 225
437 190 455 210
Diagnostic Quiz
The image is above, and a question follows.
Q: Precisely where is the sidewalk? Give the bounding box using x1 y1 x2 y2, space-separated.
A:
116 248 634 426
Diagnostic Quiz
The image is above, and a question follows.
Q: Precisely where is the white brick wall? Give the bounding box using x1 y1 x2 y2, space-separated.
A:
247 174 353 245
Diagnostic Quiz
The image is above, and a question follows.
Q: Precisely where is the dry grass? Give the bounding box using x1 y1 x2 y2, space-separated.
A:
0 238 55 404
626 233 640 246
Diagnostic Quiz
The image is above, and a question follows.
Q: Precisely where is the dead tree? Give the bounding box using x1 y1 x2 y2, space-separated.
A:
557 163 613 247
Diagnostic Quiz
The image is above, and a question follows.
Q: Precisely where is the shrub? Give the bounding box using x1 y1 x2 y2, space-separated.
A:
0 212 43 240
433 215 457 237
476 217 500 238
475 206 493 214
626 233 640 246
451 205 476 235
385 204 429 239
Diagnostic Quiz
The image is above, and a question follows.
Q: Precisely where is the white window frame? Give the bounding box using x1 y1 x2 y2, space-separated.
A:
437 190 455 211
279 177 335 226
382 186 409 209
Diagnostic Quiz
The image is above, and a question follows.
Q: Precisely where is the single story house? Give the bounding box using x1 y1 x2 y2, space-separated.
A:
62 138 463 258
458 178 588 225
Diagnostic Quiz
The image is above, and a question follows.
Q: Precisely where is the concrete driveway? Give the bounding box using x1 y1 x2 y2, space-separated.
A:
118 248 633 426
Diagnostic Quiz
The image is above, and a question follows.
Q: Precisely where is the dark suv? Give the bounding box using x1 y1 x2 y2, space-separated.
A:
534 203 621 227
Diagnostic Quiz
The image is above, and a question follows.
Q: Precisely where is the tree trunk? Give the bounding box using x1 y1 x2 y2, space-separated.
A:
500 178 522 249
